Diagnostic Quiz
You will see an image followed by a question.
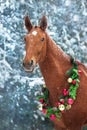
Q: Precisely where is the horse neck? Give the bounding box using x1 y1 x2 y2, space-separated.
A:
39 33 71 104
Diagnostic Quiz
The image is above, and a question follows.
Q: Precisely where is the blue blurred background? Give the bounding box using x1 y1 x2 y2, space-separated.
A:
0 0 87 130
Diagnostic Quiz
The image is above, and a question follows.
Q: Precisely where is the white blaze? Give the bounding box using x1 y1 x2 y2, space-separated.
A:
32 31 37 36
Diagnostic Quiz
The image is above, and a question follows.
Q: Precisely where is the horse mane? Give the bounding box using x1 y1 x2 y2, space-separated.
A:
45 32 71 64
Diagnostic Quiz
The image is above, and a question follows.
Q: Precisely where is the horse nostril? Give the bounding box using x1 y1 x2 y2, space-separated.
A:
29 60 34 66
23 62 25 67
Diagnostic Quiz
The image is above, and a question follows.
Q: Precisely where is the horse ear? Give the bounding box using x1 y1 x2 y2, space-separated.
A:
40 16 47 31
25 16 33 32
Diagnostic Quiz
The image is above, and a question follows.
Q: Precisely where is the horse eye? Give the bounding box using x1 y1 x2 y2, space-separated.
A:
41 37 44 42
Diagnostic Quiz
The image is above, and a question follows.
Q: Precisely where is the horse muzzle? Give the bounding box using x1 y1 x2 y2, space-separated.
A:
23 60 35 72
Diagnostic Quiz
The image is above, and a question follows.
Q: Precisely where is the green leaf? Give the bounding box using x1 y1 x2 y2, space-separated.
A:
72 69 78 74
66 68 73 76
69 86 78 99
44 88 49 101
55 112 61 119
76 79 80 83
71 74 78 79
37 95 45 100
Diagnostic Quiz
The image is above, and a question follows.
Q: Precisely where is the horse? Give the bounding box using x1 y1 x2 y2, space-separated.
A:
23 16 87 130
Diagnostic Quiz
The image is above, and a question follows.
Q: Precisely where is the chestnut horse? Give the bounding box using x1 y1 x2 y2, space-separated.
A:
23 16 87 130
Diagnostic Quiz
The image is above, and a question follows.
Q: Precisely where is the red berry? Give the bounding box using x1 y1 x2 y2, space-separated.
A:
60 99 65 104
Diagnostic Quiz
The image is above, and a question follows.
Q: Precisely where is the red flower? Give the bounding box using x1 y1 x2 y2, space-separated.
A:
55 102 61 107
63 89 69 96
60 99 65 104
72 80 76 85
39 98 44 103
43 103 48 107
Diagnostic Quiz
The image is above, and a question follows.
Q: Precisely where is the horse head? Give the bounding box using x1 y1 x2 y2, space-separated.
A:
23 16 48 72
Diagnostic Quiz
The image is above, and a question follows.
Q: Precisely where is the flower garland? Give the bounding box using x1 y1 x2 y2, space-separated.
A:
37 58 82 120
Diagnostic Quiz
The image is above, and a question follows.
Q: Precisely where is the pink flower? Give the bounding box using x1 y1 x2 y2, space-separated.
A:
63 89 69 96
67 98 74 105
50 114 56 120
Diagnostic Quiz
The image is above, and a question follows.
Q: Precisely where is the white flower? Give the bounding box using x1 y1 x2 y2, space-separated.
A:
59 104 65 111
66 105 71 110
38 104 43 111
43 84 46 88
52 107 57 111
67 78 72 83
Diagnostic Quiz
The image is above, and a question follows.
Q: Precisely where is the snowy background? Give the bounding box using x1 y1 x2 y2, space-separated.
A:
0 0 87 130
